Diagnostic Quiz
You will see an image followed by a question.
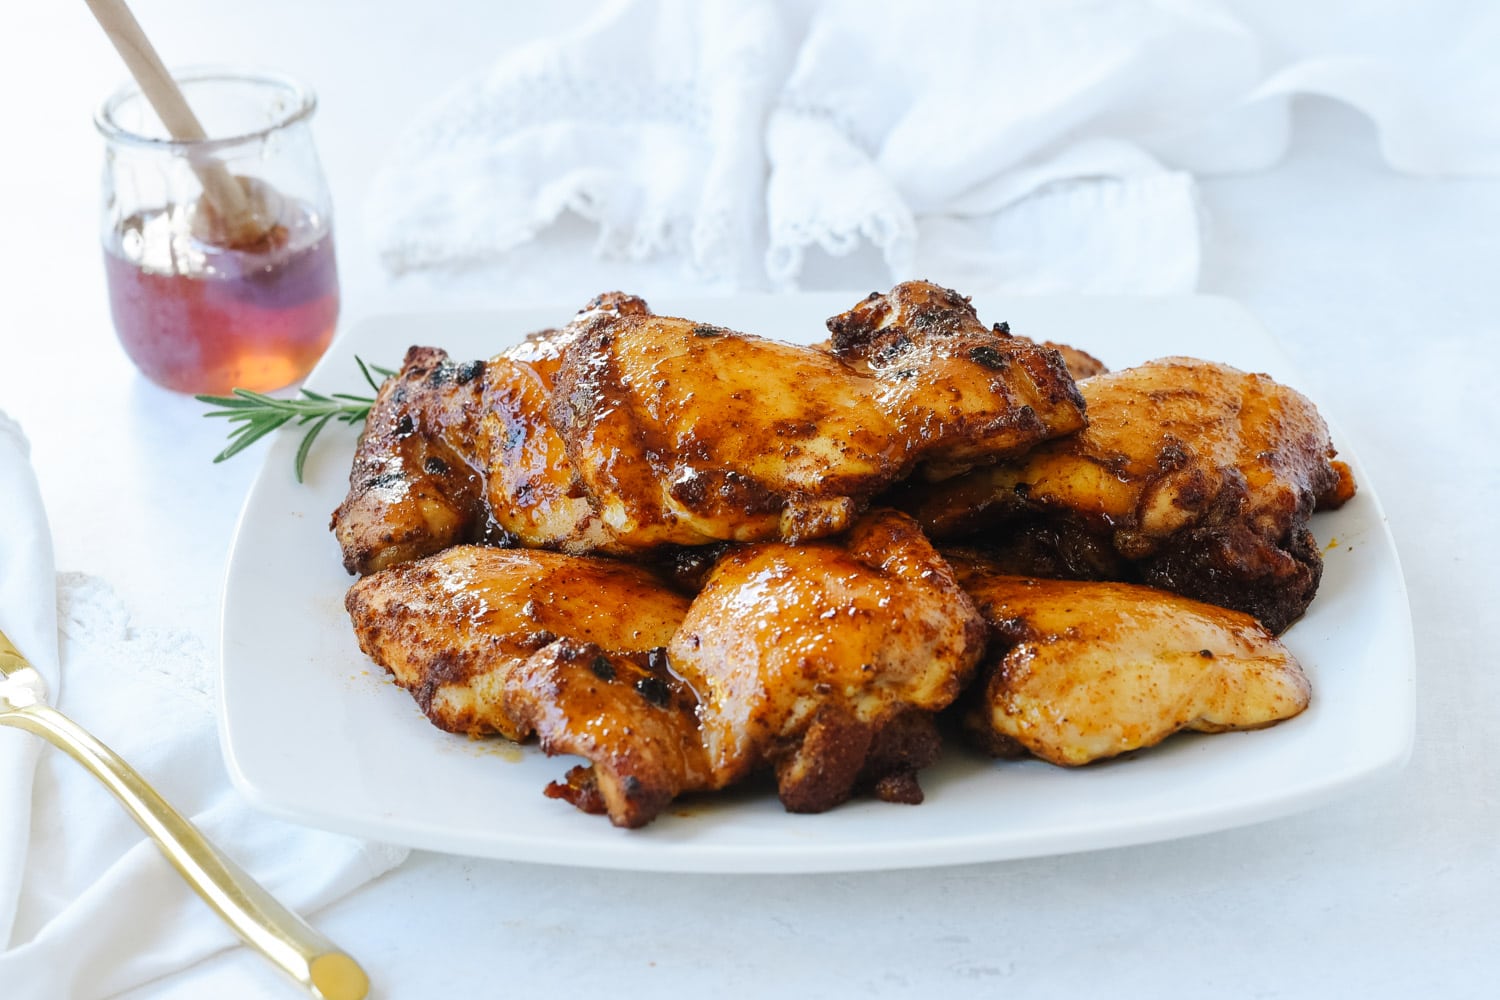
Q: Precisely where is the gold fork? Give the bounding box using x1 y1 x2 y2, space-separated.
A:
0 627 368 999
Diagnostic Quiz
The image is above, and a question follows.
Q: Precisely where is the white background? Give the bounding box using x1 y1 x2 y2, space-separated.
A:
2 2 1497 997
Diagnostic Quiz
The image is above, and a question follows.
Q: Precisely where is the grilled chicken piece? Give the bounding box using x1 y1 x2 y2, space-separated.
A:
345 545 689 741
506 640 712 828
481 322 620 555
547 281 1084 550
816 282 1086 482
347 544 711 828
669 510 987 812
332 315 619 576
331 346 491 576
333 283 1086 572
347 511 986 825
1031 339 1107 381
900 357 1356 632
948 556 1311 765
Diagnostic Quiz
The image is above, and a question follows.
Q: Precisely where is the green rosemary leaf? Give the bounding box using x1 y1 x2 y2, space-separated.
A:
355 355 386 393
209 414 293 463
193 394 264 411
199 357 392 480
293 412 337 483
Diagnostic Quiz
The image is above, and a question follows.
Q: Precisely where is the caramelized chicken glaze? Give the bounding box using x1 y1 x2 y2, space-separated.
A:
331 321 615 576
345 545 689 740
331 346 492 576
333 282 1086 573
948 554 1311 765
899 357 1356 632
346 511 983 825
346 544 707 827
507 640 712 828
670 509 986 812
337 288 1348 828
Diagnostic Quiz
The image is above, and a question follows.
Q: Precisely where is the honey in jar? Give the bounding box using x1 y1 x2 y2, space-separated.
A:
104 193 339 394
96 69 339 394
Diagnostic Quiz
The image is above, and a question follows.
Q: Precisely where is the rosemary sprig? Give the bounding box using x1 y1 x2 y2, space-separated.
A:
196 357 395 482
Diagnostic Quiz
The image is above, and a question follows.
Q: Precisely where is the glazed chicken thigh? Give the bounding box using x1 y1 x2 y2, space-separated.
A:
345 544 709 827
331 345 491 576
332 317 617 576
333 283 1085 573
948 554 1311 765
670 509 988 812
346 511 985 826
900 357 1356 632
344 545 690 741
336 288 1350 829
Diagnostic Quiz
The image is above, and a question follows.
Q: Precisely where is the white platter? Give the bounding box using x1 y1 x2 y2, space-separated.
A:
218 292 1414 873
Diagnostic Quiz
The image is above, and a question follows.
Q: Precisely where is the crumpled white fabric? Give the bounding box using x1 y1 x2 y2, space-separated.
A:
366 0 1500 298
367 0 790 292
0 413 406 1000
0 412 54 952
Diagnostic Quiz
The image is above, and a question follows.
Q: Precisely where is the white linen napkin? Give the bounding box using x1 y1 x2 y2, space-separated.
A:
367 0 791 294
0 413 407 999
0 412 55 951
366 0 1500 300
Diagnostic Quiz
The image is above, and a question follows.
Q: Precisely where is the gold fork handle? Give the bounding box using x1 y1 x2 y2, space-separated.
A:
0 702 368 999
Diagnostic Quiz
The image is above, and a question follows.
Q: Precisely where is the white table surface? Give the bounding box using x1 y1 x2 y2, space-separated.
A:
3 3 1497 997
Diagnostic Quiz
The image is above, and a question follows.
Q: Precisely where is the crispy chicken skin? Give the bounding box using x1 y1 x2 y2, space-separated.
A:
900 357 1356 632
548 281 1084 550
347 512 986 825
331 311 619 576
331 346 491 576
333 283 1086 572
820 282 1086 481
347 544 710 828
947 555 1311 766
344 545 689 741
669 510 987 812
337 293 1349 827
1032 339 1107 381
506 641 712 829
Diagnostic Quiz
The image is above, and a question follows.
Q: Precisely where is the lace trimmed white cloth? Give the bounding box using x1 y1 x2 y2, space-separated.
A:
366 0 1500 300
367 0 789 292
0 414 406 1000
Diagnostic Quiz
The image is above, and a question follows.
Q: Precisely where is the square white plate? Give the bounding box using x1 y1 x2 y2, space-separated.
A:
218 292 1413 873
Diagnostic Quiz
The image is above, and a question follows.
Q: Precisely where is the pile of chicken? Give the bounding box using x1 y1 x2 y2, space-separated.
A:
332 281 1354 828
